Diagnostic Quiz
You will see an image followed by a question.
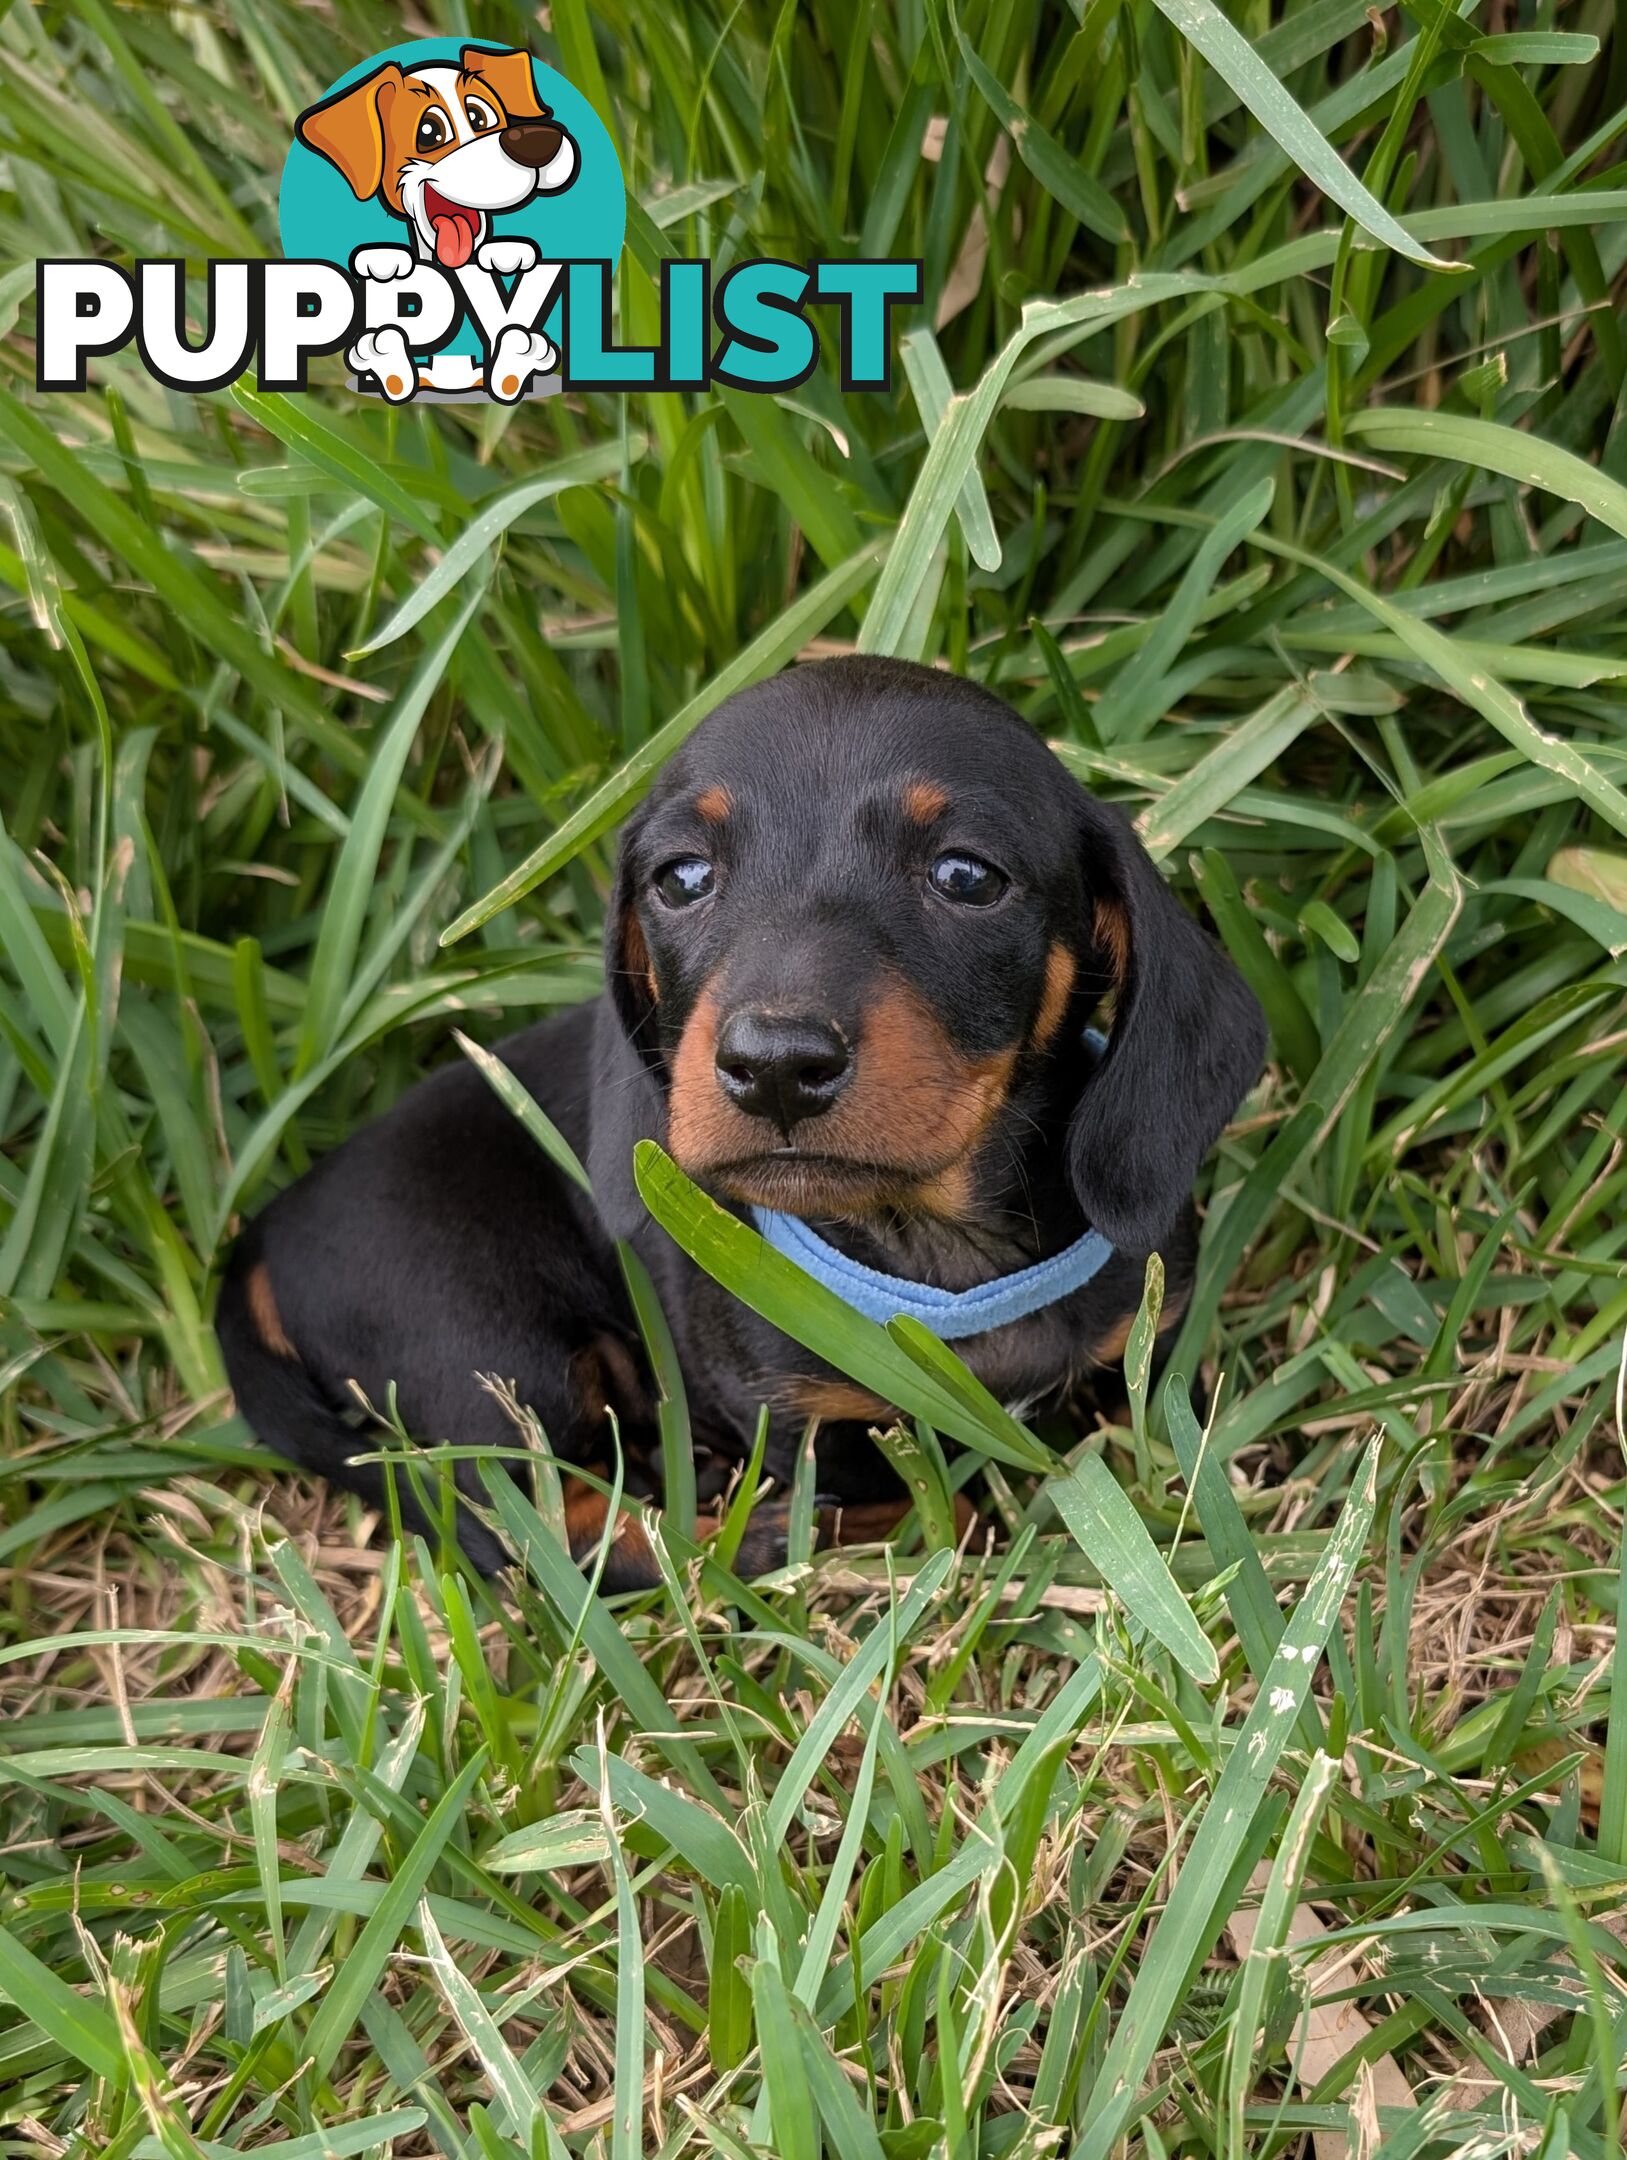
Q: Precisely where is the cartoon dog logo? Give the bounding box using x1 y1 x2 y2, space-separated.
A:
295 45 578 401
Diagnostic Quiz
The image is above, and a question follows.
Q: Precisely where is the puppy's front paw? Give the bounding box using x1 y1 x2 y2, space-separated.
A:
352 245 415 282
347 328 416 402
476 236 540 277
728 1497 796 1580
487 324 557 403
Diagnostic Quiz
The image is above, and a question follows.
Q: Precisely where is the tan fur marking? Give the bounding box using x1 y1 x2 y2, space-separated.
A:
779 1377 894 1425
667 984 730 1165
911 1156 978 1223
902 778 949 824
563 1488 655 1578
1089 1311 1136 1366
1089 1285 1189 1367
825 1492 978 1547
570 1350 611 1427
1033 941 1077 1049
854 981 1016 1168
668 971 1018 1217
619 905 659 1006
572 1337 653 1430
246 1261 296 1360
1094 897 1131 988
694 785 733 825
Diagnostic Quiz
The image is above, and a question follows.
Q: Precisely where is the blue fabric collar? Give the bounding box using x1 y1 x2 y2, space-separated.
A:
750 1028 1113 1341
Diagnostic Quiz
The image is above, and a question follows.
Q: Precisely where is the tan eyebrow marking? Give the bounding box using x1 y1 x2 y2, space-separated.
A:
902 779 949 824
695 785 732 824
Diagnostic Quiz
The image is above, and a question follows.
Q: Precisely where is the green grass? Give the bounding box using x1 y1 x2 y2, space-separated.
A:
3 0 1627 2153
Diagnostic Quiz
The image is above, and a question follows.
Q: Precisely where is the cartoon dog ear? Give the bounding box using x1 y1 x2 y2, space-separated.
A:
604 818 664 1075
460 44 547 121
296 63 404 200
1066 793 1266 1254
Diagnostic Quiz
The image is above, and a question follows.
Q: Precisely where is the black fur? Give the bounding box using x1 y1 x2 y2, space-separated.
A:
1065 790 1266 1251
217 657 1266 1577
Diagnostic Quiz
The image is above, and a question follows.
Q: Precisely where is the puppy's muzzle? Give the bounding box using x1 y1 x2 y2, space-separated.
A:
501 120 568 168
715 1011 851 1136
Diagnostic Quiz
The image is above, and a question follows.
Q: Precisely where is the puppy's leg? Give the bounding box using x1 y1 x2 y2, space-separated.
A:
820 1491 980 1549
217 1253 512 1572
1077 1281 1194 1430
559 1479 795 1592
561 1480 668 1594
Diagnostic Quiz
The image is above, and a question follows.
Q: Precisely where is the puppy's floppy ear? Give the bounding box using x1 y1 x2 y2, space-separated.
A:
296 64 403 200
592 820 668 1238
604 818 663 1076
1067 793 1266 1253
460 44 547 121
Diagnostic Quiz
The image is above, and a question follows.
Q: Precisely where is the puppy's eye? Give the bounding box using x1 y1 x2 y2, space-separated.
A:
415 111 449 153
929 852 1007 907
465 97 499 134
654 858 716 908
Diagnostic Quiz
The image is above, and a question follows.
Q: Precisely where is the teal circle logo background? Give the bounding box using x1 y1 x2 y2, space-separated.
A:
277 40 624 362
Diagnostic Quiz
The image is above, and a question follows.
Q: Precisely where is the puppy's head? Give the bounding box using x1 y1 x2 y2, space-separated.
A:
607 658 1265 1252
295 46 578 267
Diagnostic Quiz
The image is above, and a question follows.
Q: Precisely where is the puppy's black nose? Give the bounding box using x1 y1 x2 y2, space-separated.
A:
500 120 567 168
715 1012 850 1132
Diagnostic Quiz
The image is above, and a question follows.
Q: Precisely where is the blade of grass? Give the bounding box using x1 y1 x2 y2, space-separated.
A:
631 1142 1054 1471
1150 0 1453 268
440 540 884 941
1051 1455 1219 1684
301 1749 487 2082
1073 1438 1380 2160
293 578 488 1075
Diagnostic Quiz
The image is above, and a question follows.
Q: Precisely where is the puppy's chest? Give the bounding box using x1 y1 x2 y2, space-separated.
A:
762 1287 1122 1438
955 1294 1115 1411
677 1252 1146 1446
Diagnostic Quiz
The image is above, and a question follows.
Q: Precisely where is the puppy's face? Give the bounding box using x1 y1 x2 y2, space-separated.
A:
296 47 578 268
613 663 1104 1222
610 660 1266 1251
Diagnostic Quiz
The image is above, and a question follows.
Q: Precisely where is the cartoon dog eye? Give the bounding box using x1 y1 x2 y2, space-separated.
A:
464 96 500 134
415 109 450 153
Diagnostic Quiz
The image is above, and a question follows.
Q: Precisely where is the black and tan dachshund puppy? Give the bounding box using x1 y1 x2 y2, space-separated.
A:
217 657 1265 1582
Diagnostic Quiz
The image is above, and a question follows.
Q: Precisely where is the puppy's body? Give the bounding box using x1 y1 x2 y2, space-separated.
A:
219 659 1262 1579
223 1013 622 1573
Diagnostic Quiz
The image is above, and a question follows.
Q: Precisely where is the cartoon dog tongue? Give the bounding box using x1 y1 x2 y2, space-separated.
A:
424 188 479 268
